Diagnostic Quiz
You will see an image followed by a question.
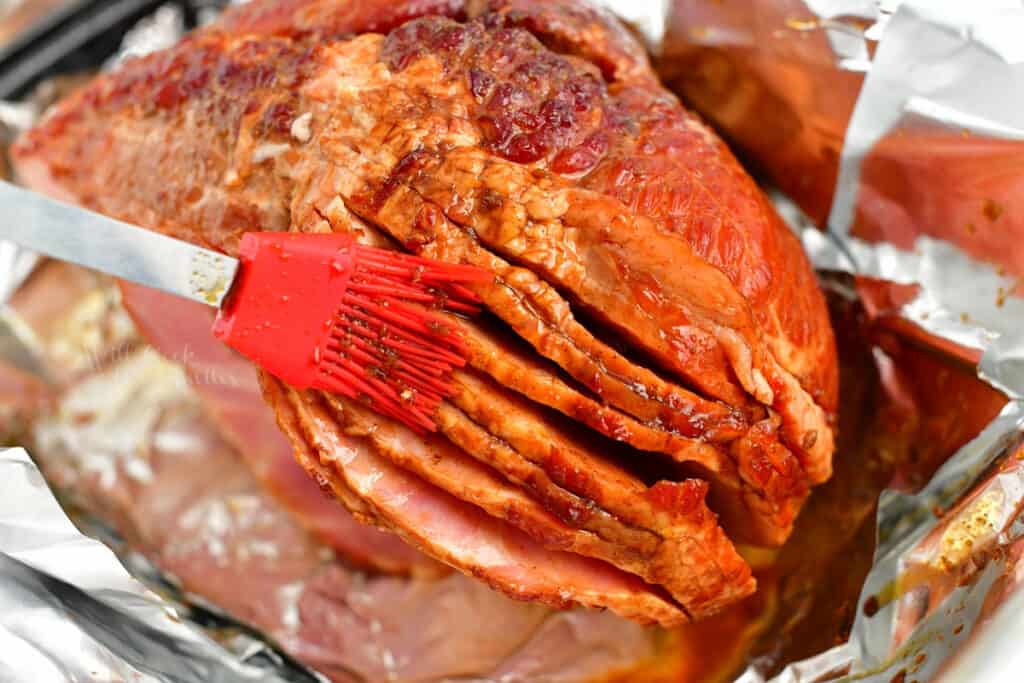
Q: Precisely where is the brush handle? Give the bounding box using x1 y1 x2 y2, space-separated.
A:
0 180 238 307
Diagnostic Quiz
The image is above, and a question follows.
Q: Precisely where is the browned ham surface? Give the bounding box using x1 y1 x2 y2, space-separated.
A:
13 0 838 623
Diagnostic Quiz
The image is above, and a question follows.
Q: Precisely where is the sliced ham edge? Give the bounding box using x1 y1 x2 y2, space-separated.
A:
262 373 692 626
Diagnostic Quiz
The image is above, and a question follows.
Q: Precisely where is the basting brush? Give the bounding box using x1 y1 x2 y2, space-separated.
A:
0 180 490 432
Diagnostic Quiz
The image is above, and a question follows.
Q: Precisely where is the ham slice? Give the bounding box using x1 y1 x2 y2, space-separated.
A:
268 377 690 625
121 259 754 614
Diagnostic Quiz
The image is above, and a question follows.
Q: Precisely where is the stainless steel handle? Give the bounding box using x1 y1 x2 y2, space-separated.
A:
0 181 238 307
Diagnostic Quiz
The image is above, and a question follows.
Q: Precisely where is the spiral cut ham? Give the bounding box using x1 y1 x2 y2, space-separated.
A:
13 0 838 624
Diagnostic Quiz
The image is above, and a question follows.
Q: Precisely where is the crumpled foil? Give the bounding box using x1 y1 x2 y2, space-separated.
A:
0 6 319 682
2 1 1024 682
0 447 316 683
820 0 1024 400
659 1 1024 682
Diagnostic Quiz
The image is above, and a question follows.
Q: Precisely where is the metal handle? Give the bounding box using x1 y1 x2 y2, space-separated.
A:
0 180 237 307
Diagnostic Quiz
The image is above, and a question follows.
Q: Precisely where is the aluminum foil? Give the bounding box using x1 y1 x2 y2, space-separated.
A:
653 1 1024 681
2 1 1024 682
105 4 187 68
0 447 314 683
0 6 325 682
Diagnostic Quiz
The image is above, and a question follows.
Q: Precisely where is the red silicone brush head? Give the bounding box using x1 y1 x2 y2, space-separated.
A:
212 232 489 432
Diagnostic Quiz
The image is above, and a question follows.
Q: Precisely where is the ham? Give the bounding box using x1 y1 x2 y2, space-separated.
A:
12 0 838 622
120 255 753 616
271 378 691 625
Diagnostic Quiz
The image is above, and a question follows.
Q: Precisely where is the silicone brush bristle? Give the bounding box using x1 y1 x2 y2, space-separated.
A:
214 232 490 434
316 245 488 432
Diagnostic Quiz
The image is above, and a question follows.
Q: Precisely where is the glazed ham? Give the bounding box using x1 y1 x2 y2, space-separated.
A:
13 0 838 623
